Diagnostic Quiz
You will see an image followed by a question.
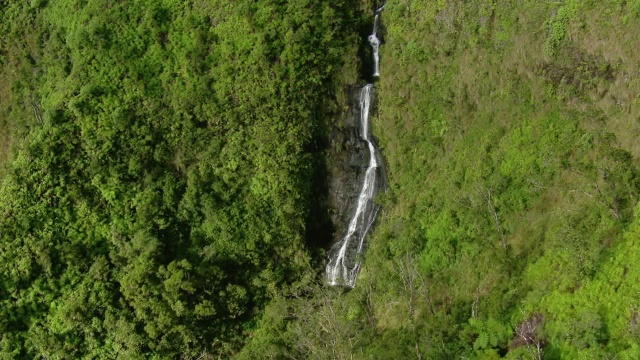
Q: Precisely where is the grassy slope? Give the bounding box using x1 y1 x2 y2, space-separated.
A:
362 0 640 358
240 1 640 359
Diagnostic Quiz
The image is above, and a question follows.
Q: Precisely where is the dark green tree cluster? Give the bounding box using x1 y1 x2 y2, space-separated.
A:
0 0 359 357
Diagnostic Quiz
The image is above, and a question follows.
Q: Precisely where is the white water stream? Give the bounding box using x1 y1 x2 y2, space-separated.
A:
369 14 381 77
327 6 384 287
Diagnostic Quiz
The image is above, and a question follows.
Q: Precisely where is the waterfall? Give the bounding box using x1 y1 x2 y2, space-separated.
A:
327 6 384 288
369 15 381 77
326 85 380 287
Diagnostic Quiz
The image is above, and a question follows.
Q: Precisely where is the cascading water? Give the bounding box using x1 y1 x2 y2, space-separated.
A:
327 5 384 287
369 14 381 77
326 85 380 287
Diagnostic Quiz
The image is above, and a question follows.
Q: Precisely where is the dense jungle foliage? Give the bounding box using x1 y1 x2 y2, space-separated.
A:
0 0 361 357
3 0 640 359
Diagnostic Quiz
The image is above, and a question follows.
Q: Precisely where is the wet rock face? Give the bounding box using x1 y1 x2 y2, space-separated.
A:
327 89 362 242
326 86 372 248
324 3 386 287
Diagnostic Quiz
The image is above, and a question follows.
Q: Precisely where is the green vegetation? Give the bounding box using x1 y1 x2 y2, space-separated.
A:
241 0 640 359
2 0 640 358
0 0 361 357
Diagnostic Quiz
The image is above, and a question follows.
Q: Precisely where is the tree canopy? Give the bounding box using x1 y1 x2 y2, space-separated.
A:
0 0 360 357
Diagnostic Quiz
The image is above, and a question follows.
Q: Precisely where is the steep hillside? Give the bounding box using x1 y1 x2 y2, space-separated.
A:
3 0 640 358
242 1 640 359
